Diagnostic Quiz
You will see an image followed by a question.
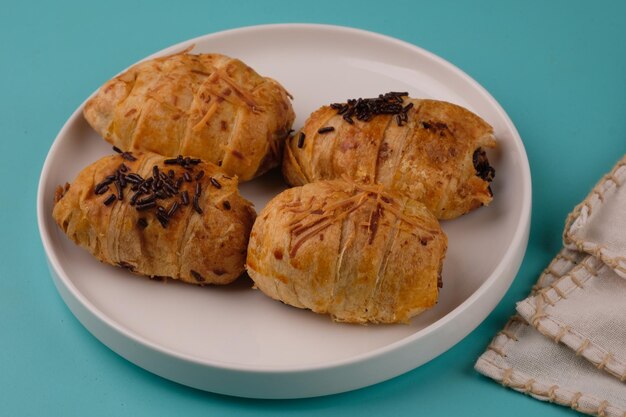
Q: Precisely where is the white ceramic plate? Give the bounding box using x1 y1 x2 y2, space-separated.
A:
37 24 531 399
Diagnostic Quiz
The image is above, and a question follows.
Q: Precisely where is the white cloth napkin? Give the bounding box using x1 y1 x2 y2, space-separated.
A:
475 156 626 416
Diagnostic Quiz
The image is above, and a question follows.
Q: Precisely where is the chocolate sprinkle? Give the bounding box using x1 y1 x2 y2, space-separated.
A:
156 212 169 227
193 195 203 214
121 152 137 161
103 194 116 206
125 173 143 184
331 92 410 126
210 177 221 189
137 195 156 205
190 270 205 282
117 171 127 188
222 200 231 210
167 202 179 217
95 153 206 228
95 182 110 195
163 181 178 195
136 200 157 211
114 180 123 200
317 126 335 134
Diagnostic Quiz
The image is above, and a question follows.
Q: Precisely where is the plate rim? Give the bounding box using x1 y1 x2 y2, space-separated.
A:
37 23 531 375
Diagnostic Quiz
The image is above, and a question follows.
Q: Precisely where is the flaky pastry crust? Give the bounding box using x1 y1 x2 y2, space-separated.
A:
283 98 496 219
84 51 295 181
53 151 255 285
246 180 447 324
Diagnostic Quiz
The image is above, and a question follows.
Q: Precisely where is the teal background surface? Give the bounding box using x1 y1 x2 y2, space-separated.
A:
2 0 625 415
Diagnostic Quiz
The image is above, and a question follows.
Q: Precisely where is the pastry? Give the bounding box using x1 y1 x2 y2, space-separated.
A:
246 179 447 324
283 93 496 219
53 149 256 285
84 50 295 181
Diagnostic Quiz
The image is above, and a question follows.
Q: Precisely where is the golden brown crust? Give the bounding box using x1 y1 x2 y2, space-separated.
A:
282 99 496 219
246 180 447 324
52 151 256 285
84 53 295 182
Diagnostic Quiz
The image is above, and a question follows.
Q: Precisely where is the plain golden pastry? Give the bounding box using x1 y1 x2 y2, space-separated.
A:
283 93 496 219
53 149 256 285
246 180 447 324
84 50 295 182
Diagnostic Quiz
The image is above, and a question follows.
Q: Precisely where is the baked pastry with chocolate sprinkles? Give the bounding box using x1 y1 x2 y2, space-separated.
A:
53 150 256 285
246 179 447 324
83 49 295 182
283 93 496 219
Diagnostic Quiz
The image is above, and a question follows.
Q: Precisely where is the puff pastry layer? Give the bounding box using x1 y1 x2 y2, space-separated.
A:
246 180 447 323
85 51 295 181
283 98 496 219
53 151 256 285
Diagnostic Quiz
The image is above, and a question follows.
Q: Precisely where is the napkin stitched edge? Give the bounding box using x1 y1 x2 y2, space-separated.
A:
516 256 626 381
563 157 626 278
475 250 626 416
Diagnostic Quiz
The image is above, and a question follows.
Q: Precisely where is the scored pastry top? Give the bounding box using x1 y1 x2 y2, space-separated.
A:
283 93 496 219
84 50 295 181
53 150 256 285
246 179 447 324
